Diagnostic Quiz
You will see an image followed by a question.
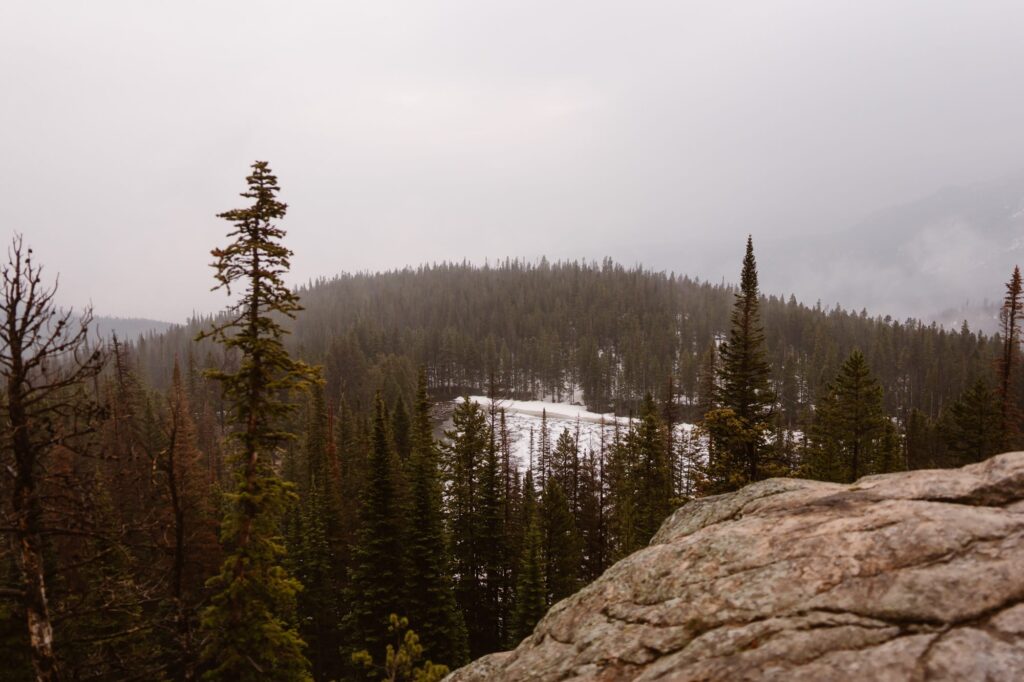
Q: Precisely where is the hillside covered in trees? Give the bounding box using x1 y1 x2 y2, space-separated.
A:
139 256 999 428
2 162 1022 681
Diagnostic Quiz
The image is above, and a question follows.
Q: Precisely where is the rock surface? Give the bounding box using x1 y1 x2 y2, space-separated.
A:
447 453 1024 681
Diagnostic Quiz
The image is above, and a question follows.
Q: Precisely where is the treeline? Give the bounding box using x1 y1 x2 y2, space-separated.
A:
3 161 1023 681
133 259 999 425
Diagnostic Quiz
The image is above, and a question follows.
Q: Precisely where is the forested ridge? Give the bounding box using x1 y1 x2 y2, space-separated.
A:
2 162 1021 681
138 258 998 425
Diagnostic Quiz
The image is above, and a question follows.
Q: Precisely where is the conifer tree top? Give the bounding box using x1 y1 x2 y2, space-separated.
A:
207 160 301 323
740 235 758 299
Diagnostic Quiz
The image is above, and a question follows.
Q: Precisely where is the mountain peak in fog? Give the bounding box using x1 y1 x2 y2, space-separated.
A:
761 169 1024 331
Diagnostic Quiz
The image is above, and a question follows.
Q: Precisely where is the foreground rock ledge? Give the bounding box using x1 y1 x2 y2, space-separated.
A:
447 453 1024 681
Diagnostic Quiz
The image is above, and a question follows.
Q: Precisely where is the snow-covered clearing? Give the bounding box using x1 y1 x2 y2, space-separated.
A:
451 396 695 469
459 396 630 425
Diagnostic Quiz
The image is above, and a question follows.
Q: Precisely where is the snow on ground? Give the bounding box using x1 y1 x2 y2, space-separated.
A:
450 396 695 470
459 396 630 425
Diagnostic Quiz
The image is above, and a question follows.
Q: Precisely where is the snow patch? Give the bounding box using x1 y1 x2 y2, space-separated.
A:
451 396 696 471
456 396 630 425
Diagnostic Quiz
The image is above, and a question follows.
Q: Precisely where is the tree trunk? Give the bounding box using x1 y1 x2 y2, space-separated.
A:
10 378 60 682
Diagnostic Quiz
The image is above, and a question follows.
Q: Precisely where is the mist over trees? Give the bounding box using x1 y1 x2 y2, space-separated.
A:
2 161 1022 680
135 257 1000 429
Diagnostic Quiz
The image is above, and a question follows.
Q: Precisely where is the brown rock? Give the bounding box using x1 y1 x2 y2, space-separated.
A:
447 453 1024 681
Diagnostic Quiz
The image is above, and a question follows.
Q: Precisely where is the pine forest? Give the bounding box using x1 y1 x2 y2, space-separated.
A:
1 161 1022 680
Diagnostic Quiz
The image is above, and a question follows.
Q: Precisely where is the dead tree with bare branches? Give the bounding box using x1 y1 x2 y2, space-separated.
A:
0 235 104 681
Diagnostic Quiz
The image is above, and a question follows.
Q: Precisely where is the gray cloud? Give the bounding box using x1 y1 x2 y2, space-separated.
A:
2 1 1023 321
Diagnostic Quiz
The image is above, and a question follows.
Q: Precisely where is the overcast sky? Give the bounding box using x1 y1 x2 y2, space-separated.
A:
3 1 1024 321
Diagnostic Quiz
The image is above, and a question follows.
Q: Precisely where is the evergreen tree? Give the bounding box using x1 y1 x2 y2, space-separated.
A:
675 427 703 501
943 378 1000 466
351 614 450 682
540 478 581 606
537 409 551 488
804 350 887 483
905 408 939 470
605 419 638 561
158 360 219 681
344 395 409 663
695 342 719 420
631 394 673 545
576 448 605 582
997 266 1022 450
391 396 412 462
497 408 520 648
443 398 491 657
280 383 346 681
661 376 678 494
698 407 749 494
874 420 903 474
303 383 332 490
549 428 577 503
293 478 338 682
334 397 364 589
709 236 775 491
198 161 314 681
510 472 546 643
778 351 803 429
476 424 504 652
404 371 468 668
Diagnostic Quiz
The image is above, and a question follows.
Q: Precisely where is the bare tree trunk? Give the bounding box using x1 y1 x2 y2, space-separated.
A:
11 464 57 682
7 317 59 681
13 478 59 682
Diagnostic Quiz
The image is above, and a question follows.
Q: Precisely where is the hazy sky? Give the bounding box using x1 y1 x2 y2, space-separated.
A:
3 1 1024 321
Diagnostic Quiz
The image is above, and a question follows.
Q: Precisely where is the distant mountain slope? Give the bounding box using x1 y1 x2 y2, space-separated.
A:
764 170 1024 331
135 260 998 424
91 315 174 340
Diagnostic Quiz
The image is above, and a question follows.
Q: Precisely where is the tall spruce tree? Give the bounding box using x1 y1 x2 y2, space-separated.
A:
198 161 314 681
997 265 1022 450
288 383 343 682
344 395 409 663
576 448 605 582
631 394 673 546
391 396 412 462
443 398 491 657
875 420 902 474
706 236 775 492
303 383 331 489
497 408 520 649
550 428 577 501
334 397 364 590
804 350 887 483
905 409 939 470
605 418 638 560
943 378 1000 466
695 341 719 419
661 377 678 494
509 471 545 643
292 479 337 682
477 427 504 652
404 371 469 668
537 409 551 488
540 478 581 606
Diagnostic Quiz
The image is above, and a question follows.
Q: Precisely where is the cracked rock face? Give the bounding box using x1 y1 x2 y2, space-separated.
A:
447 453 1024 681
